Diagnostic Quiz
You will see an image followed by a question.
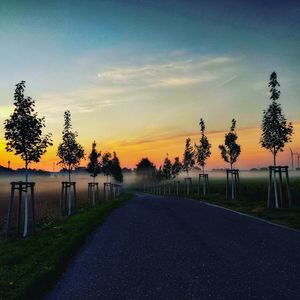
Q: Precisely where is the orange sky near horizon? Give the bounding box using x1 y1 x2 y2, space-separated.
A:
0 123 299 171
0 0 300 174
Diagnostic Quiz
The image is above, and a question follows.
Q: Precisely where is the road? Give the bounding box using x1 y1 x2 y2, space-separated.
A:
46 193 300 299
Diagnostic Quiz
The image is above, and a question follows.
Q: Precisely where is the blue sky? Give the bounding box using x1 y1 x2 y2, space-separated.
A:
0 0 299 169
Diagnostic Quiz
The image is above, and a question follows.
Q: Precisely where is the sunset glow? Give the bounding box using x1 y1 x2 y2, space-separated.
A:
0 1 299 171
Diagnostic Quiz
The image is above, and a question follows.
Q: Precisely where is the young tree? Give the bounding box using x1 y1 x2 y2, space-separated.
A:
87 141 101 205
260 72 293 166
162 155 172 180
182 137 195 177
102 152 113 182
219 119 241 200
172 157 182 195
195 118 211 175
4 81 52 237
57 111 85 215
57 110 85 182
171 157 182 179
260 72 293 208
87 141 101 181
111 152 123 183
195 118 211 195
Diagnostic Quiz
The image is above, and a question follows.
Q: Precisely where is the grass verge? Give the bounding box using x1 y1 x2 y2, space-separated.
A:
192 186 300 230
0 193 132 300
139 177 300 230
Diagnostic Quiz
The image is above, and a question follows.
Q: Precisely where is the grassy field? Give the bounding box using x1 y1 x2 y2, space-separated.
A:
0 193 132 300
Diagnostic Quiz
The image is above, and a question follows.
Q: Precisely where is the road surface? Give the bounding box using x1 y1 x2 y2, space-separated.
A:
46 193 300 299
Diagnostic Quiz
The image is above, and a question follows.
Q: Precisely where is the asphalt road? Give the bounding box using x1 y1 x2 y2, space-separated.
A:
46 193 300 300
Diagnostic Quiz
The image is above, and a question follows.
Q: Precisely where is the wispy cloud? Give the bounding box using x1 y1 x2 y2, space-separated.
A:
97 60 192 82
218 74 238 87
159 74 216 87
34 54 239 119
97 55 237 87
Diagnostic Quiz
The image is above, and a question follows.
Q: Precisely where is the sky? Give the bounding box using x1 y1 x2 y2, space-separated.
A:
0 0 299 171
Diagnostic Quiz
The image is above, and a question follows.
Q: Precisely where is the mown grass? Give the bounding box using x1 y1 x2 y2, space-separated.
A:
0 193 132 300
190 177 300 230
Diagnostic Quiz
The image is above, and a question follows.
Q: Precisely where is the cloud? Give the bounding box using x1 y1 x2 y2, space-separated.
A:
97 55 237 87
199 56 237 66
36 86 130 115
218 74 238 87
159 74 216 87
33 54 239 119
97 60 192 82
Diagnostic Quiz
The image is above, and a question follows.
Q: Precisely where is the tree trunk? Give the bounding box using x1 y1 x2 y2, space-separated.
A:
231 163 234 200
23 161 29 238
68 166 71 216
203 167 206 196
93 176 96 205
273 151 279 208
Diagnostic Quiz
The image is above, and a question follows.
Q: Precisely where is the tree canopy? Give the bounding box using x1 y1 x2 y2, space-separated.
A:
182 137 195 177
171 157 182 178
156 166 164 182
219 119 241 168
57 110 85 177
162 155 172 180
87 141 101 178
195 118 211 172
111 152 123 182
136 157 156 180
102 152 113 181
4 81 52 168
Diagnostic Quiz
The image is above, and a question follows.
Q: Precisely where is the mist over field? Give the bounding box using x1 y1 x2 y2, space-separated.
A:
0 169 299 206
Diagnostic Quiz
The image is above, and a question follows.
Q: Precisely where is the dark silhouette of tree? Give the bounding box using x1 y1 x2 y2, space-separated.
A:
57 110 85 182
195 118 211 175
183 137 195 177
162 155 172 180
171 157 182 179
4 81 52 237
156 166 164 182
136 157 156 181
87 141 101 182
260 72 293 166
102 152 113 182
111 152 123 183
219 119 241 170
219 119 241 200
261 72 293 208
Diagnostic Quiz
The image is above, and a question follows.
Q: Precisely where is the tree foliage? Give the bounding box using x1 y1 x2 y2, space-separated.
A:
102 152 113 180
57 110 85 175
111 152 123 182
162 155 172 180
87 141 101 178
219 119 241 167
260 72 293 165
4 81 52 168
156 166 164 182
136 157 156 180
171 157 182 178
182 137 195 176
195 118 211 171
